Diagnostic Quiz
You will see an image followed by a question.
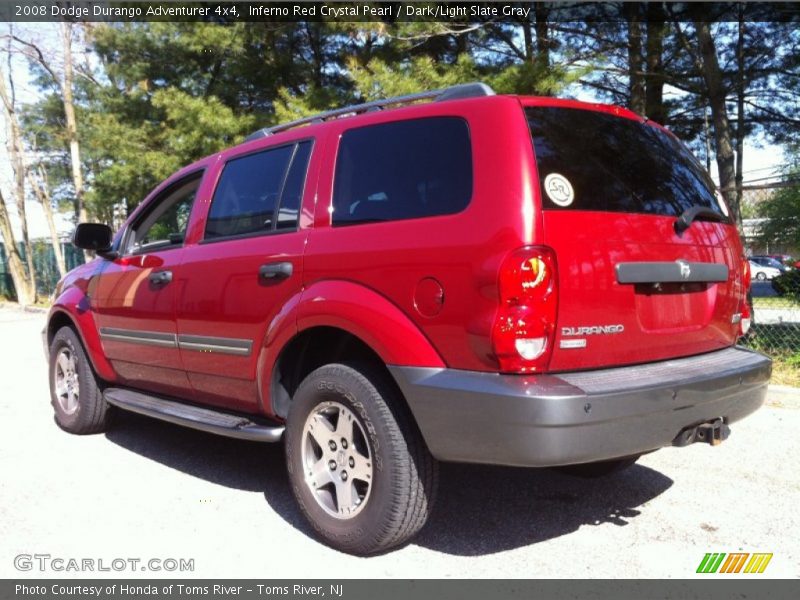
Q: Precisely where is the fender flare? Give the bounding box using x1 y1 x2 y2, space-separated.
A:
46 289 117 383
257 280 446 416
294 280 446 367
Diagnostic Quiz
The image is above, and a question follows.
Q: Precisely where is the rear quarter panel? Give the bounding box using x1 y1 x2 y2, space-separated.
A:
303 96 536 371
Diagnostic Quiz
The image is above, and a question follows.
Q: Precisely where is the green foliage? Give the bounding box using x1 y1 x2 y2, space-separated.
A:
348 55 478 99
86 24 282 218
20 20 593 221
273 53 473 121
15 21 599 220
275 44 583 122
20 91 76 212
743 323 800 387
740 198 759 220
771 270 800 302
83 89 253 222
755 181 800 252
274 85 353 123
488 60 589 96
153 89 256 160
90 23 297 113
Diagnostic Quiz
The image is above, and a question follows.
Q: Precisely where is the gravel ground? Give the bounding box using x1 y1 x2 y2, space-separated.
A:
1 306 798 579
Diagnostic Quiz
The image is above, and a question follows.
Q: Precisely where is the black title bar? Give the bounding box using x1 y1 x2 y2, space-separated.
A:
5 579 800 600
2 2 800 23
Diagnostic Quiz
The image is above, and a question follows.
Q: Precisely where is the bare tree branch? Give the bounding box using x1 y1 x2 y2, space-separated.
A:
3 33 63 93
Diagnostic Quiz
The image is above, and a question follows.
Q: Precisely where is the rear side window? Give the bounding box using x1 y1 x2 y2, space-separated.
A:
205 140 313 239
332 117 472 226
527 107 728 219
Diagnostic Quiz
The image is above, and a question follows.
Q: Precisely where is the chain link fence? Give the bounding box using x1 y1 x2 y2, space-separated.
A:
0 241 85 300
739 181 800 382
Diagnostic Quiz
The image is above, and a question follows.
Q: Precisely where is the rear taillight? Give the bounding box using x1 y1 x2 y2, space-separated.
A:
739 256 752 337
492 246 558 373
743 258 752 289
739 300 752 336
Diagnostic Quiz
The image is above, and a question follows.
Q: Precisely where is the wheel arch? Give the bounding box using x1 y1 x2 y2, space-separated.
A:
261 280 445 419
46 309 76 348
270 326 392 419
46 296 116 382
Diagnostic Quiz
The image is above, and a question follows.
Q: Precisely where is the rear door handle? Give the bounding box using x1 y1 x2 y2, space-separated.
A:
148 270 173 285
259 262 293 280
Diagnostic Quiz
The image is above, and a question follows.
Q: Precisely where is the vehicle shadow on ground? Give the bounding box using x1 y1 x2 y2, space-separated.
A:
105 411 285 493
413 461 673 556
106 411 674 556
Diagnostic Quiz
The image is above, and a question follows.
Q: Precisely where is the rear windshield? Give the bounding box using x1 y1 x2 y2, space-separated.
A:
527 106 728 219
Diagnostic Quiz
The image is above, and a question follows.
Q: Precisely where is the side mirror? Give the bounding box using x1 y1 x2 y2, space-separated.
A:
72 223 116 258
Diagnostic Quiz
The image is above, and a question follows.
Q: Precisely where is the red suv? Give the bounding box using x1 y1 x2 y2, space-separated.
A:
45 83 771 555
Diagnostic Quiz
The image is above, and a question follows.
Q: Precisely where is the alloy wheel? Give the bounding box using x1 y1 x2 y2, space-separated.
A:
301 401 373 519
54 347 80 415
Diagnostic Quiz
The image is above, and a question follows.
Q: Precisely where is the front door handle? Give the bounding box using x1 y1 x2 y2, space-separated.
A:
259 262 293 280
149 270 173 285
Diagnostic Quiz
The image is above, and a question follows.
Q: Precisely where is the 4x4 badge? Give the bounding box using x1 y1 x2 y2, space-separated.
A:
544 173 575 207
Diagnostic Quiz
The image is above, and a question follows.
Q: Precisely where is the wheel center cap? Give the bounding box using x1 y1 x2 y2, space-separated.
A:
337 450 346 467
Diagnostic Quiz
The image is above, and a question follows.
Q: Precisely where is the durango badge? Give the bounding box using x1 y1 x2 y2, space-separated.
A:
562 324 625 336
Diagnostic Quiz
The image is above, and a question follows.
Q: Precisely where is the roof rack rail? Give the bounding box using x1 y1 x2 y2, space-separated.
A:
245 82 495 142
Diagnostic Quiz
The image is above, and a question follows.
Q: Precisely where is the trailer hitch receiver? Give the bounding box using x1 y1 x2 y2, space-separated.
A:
672 418 730 447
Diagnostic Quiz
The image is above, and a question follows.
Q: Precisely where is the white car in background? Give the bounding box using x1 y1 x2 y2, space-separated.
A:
749 260 782 281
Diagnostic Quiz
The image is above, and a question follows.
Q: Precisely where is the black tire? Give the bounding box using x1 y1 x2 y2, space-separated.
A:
285 362 438 555
49 326 110 434
756 272 767 281
556 455 640 478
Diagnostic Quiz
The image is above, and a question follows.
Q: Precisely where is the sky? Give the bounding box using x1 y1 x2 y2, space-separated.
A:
0 22 791 241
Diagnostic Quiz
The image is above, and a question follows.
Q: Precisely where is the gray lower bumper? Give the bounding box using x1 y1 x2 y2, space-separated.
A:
389 346 771 468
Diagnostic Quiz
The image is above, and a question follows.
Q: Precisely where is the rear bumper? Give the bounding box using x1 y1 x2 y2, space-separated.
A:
389 346 771 468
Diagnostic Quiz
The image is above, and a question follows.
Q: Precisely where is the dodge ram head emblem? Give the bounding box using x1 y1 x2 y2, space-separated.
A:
677 260 691 280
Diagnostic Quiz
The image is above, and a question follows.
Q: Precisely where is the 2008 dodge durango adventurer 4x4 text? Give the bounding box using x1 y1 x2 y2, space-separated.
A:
44 83 771 555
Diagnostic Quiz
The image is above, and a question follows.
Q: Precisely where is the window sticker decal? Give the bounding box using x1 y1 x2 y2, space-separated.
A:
544 173 575 207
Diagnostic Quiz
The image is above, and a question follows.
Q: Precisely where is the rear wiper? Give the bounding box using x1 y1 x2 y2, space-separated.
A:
674 205 727 234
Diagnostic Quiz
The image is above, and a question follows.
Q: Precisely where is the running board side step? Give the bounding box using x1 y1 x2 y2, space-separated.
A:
103 388 284 442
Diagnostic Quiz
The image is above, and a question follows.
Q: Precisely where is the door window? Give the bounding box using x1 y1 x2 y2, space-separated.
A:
124 173 202 255
205 140 313 240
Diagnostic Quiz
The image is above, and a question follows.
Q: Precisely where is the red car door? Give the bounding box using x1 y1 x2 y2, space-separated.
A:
91 171 205 397
173 137 319 413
